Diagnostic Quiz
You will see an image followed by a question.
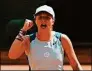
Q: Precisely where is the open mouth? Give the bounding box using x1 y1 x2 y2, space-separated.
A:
40 24 47 29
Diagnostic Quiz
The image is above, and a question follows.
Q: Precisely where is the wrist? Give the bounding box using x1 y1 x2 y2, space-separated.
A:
15 29 27 41
20 29 27 35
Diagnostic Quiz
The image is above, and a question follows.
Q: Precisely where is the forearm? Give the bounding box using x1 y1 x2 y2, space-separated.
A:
68 55 83 71
8 29 26 59
8 38 25 59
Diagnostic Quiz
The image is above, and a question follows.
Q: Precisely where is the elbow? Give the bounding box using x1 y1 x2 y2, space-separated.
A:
8 52 18 59
71 61 83 70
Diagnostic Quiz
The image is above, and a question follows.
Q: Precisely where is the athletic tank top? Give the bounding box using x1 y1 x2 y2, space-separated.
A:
27 31 64 70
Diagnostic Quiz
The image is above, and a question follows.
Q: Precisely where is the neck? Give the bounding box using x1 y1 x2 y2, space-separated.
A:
37 30 53 41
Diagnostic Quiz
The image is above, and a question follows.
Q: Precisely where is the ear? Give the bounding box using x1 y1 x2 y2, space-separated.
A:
52 19 55 25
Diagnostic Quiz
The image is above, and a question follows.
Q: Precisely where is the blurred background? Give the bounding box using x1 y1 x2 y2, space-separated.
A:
0 0 92 70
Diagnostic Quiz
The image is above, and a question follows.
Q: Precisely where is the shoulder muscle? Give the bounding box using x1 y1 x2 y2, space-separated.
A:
61 34 73 52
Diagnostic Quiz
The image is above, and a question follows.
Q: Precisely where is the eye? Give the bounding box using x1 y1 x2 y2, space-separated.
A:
46 16 51 20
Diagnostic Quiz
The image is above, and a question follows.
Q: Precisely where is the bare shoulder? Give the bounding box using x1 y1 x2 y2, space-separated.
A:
61 34 73 50
61 34 71 41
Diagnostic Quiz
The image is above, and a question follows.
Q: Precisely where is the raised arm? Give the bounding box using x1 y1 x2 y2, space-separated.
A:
61 34 83 70
8 19 33 59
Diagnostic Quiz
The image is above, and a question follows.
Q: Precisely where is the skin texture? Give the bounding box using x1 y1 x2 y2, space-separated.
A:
8 12 83 70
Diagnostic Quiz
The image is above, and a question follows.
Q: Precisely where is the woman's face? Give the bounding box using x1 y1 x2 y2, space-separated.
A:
35 12 54 30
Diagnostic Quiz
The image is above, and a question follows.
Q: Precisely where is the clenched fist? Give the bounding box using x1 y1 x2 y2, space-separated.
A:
21 19 33 31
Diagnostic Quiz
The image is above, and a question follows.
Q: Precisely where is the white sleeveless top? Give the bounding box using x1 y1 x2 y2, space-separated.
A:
27 31 64 70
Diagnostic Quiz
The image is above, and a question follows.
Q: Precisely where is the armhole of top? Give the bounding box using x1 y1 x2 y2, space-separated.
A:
29 33 36 42
55 32 65 55
54 32 62 41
